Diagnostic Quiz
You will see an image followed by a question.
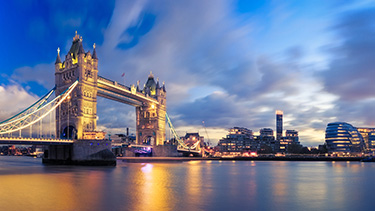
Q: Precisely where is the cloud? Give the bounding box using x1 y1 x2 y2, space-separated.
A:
318 7 375 127
319 8 375 101
11 63 55 89
175 91 251 128
7 0 374 146
97 98 136 133
92 0 346 145
0 83 38 121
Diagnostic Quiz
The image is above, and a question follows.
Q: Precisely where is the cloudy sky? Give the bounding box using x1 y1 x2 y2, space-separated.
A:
0 0 374 146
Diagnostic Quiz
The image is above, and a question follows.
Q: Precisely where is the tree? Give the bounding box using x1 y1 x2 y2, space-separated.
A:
258 145 274 154
300 147 311 154
287 143 302 154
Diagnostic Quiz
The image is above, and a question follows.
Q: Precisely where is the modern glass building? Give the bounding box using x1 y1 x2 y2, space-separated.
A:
357 128 375 152
276 110 283 141
325 122 365 153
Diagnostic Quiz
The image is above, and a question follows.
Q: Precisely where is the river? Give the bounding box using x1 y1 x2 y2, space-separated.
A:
0 156 374 211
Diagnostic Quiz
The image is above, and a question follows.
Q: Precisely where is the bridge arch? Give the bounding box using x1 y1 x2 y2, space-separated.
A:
61 125 77 139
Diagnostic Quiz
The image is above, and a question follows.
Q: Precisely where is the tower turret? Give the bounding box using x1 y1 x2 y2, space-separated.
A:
55 47 62 71
144 71 157 96
156 77 160 89
136 72 166 146
78 41 85 55
92 43 98 60
162 81 166 92
136 80 140 92
55 32 99 140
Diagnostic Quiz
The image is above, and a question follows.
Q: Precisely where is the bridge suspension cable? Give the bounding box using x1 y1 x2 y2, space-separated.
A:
0 88 55 125
165 113 201 152
0 80 78 135
166 113 188 149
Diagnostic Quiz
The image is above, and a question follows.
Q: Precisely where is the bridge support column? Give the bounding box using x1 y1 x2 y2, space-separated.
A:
152 145 180 157
43 140 116 166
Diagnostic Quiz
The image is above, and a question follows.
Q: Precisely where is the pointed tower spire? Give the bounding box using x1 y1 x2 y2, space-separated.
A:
92 43 98 59
162 81 166 92
136 80 140 92
55 47 62 64
78 41 85 54
156 77 160 89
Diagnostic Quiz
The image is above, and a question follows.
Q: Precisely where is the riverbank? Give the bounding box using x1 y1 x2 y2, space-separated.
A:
118 157 217 163
118 156 364 163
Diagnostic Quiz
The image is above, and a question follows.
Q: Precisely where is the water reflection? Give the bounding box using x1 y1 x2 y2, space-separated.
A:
185 161 203 209
1 157 375 210
271 162 288 204
131 163 175 211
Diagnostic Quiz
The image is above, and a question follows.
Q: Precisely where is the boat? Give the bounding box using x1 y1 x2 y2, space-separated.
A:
361 156 375 162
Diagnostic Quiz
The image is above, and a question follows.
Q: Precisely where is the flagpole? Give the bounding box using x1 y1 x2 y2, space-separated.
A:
121 73 125 85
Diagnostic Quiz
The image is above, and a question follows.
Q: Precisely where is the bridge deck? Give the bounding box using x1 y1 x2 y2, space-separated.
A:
0 137 73 145
97 76 159 106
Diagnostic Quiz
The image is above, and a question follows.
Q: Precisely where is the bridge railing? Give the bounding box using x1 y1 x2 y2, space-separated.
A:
98 75 150 98
0 136 73 143
98 76 130 91
98 76 116 86
116 83 130 91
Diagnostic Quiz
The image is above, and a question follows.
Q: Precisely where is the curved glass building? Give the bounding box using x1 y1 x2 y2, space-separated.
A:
325 122 365 153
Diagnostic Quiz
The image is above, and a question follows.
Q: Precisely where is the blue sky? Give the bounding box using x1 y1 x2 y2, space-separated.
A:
1 0 375 146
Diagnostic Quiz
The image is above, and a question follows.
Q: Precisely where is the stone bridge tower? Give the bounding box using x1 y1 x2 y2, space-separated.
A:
54 32 98 139
136 72 166 146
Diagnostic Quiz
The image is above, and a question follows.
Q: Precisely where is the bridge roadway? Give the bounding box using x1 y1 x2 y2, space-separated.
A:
97 76 159 107
0 137 73 145
177 147 201 154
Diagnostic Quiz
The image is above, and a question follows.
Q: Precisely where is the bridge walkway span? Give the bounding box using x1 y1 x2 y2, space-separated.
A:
0 137 73 145
97 76 159 106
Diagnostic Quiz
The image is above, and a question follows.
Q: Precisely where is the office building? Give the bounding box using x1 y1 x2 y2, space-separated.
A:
276 110 283 141
357 128 375 152
217 127 254 155
325 122 365 153
279 130 300 152
255 128 278 152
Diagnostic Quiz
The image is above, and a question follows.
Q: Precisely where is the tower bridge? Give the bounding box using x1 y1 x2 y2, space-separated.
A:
54 32 166 145
0 32 202 164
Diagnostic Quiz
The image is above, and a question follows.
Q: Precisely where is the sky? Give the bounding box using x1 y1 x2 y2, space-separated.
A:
0 0 375 146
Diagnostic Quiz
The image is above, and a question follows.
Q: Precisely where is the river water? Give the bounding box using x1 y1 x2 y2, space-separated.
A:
0 157 375 211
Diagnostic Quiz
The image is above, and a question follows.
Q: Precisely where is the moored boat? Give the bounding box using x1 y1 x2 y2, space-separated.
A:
361 156 375 162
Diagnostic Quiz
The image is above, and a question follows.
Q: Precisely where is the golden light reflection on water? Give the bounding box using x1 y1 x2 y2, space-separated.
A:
271 162 288 202
186 160 205 207
0 165 128 211
129 163 175 211
187 160 201 165
1 158 375 210
0 173 79 210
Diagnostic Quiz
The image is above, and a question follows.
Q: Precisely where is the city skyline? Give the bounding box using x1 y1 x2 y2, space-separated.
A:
1 0 375 146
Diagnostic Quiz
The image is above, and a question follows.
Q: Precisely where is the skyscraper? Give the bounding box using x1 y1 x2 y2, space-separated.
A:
276 110 283 141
